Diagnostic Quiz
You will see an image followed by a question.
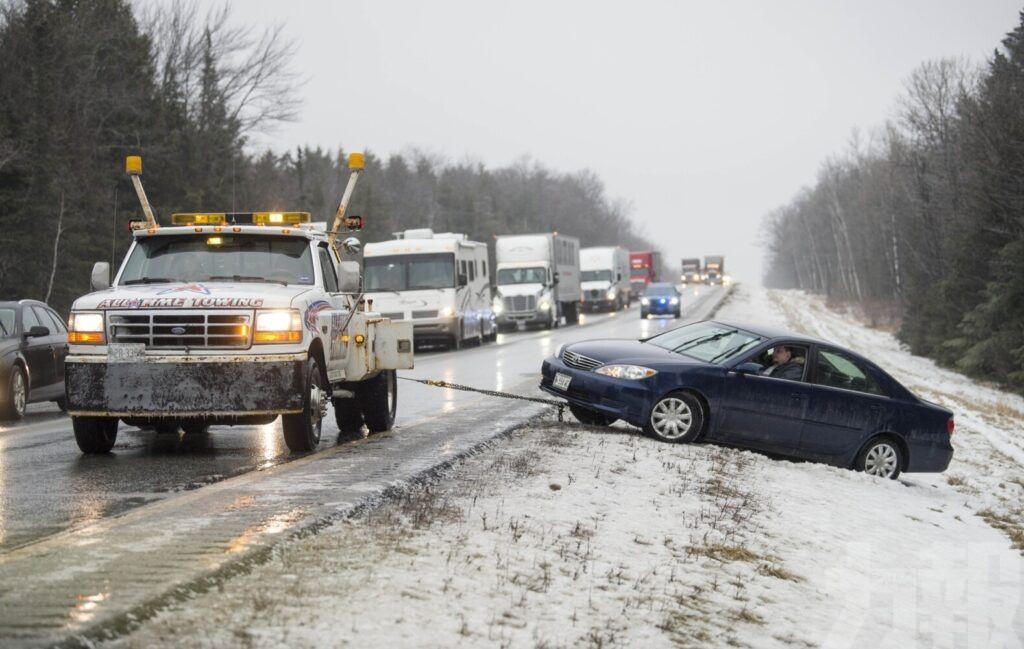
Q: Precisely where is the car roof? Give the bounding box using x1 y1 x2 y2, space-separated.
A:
0 299 47 309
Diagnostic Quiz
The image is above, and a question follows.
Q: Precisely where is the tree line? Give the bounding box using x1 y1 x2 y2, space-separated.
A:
764 11 1024 393
0 0 658 317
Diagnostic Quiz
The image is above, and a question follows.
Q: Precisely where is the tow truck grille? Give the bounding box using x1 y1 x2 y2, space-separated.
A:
562 349 602 372
503 295 536 312
108 311 252 348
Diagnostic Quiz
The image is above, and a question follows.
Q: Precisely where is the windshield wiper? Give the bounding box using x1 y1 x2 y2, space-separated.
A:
207 275 288 286
671 329 738 354
0 321 8 336
122 277 180 285
709 339 760 364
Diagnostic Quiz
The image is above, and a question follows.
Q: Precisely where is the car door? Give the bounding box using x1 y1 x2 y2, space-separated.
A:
714 342 813 453
798 346 889 463
20 306 55 393
39 307 69 388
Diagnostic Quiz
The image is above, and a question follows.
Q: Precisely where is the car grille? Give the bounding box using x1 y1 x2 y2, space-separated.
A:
380 312 404 320
503 295 537 312
412 310 438 319
562 349 602 372
108 311 252 348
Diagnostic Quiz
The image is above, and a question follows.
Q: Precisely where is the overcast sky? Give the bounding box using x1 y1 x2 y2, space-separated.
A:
205 0 1021 283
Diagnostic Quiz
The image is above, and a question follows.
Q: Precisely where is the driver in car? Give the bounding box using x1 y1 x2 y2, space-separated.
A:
760 345 804 380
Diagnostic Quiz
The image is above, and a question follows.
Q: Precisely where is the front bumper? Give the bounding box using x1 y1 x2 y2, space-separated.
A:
539 356 651 426
410 317 458 341
65 353 306 417
581 298 616 311
641 300 679 315
498 309 550 325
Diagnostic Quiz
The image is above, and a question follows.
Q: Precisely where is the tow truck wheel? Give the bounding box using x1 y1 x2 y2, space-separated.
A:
72 416 118 454
359 369 397 433
282 356 327 452
333 396 364 441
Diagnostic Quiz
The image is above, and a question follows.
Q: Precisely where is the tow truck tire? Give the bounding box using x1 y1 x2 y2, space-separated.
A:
73 416 118 454
333 396 364 440
359 369 397 433
282 356 325 452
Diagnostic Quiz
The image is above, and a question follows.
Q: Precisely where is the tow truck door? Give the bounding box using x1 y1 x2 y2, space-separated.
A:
317 243 350 379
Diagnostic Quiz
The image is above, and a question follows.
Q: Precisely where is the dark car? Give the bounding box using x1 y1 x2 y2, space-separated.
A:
640 282 681 319
540 320 954 479
0 300 69 420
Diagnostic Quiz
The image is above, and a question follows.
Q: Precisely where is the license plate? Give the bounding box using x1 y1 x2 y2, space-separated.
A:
553 372 572 391
108 343 146 363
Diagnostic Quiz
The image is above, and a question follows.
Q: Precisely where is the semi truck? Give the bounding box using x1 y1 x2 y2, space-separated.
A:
704 255 725 284
681 258 702 284
494 233 581 330
64 154 414 454
629 251 661 296
579 246 631 312
363 229 496 350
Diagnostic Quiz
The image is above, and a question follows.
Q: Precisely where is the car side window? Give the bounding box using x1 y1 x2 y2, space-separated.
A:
22 306 41 331
318 245 339 293
47 309 67 332
745 343 808 382
812 348 885 396
33 306 61 334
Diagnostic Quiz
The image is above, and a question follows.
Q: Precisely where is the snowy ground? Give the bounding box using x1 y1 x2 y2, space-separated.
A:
108 286 1024 648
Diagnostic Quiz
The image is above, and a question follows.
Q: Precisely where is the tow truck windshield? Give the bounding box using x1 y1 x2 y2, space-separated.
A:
118 234 315 286
364 253 456 291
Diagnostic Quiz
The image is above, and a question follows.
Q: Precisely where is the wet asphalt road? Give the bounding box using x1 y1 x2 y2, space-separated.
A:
0 286 724 553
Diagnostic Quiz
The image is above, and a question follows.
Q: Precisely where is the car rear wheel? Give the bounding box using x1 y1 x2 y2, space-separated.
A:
1 365 27 421
73 416 118 454
644 392 703 443
359 370 397 433
569 403 617 426
282 356 327 452
857 438 903 479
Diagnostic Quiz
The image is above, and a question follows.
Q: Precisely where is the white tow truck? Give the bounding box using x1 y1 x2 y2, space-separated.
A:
64 154 413 454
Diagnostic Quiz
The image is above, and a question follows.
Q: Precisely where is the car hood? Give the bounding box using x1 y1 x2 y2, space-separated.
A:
72 282 314 311
565 339 705 367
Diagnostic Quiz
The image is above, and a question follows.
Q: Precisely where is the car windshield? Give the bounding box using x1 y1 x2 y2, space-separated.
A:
497 267 546 285
0 308 15 338
646 284 676 296
364 253 455 291
647 321 764 364
119 235 314 286
581 270 613 282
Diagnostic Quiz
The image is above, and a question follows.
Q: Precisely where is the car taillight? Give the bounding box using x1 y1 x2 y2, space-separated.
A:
947 417 955 435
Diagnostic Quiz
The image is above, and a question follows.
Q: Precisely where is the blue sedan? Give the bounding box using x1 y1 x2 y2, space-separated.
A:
540 320 954 479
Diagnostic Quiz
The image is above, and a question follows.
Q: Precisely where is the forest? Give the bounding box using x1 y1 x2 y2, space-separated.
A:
0 0 656 317
764 11 1024 392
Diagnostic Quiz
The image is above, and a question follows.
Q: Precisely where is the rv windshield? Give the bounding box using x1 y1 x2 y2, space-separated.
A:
581 270 613 282
364 253 455 291
497 267 546 285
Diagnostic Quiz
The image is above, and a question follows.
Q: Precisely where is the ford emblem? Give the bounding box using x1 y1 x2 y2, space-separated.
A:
170 326 186 335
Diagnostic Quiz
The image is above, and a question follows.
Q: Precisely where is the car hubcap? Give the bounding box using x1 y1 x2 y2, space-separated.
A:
12 372 25 415
651 398 692 439
864 443 898 477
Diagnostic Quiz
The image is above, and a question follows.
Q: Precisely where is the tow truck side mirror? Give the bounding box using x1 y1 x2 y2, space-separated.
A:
337 261 361 293
457 273 468 287
91 262 111 291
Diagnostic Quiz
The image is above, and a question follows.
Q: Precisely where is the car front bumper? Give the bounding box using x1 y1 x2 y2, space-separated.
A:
641 301 679 315
65 353 307 417
539 356 652 426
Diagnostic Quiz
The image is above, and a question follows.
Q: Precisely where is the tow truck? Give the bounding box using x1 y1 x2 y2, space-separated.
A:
64 154 413 454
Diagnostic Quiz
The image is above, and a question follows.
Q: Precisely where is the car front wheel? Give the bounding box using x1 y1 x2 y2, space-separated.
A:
857 438 903 479
644 392 704 443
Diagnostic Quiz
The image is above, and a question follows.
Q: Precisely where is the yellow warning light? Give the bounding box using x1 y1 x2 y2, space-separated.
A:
348 152 365 171
269 213 284 223
125 155 143 175
207 236 223 246
354 334 366 344
172 213 226 225
252 212 309 225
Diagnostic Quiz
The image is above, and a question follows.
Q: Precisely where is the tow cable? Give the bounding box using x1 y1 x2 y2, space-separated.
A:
398 377 567 422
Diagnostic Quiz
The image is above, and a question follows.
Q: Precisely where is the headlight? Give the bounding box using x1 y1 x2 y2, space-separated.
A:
68 312 105 344
670 297 679 305
492 297 504 314
640 297 650 305
595 364 657 380
605 289 616 300
254 309 301 343
538 300 551 311
440 306 456 318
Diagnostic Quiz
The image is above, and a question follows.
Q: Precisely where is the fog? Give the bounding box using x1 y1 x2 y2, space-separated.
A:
204 0 1021 283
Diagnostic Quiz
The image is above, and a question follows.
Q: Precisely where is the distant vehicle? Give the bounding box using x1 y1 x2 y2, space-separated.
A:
0 299 69 420
704 255 725 284
580 246 631 312
681 258 701 284
542 320 955 480
364 229 496 350
494 233 581 330
629 251 661 296
640 282 681 319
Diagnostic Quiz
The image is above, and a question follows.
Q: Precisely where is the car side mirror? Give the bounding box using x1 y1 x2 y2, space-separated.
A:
733 362 762 375
457 273 468 287
91 262 111 291
25 325 49 338
337 261 361 293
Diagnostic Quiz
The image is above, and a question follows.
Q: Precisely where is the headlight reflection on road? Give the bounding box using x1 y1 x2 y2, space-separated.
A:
259 421 282 466
68 591 110 627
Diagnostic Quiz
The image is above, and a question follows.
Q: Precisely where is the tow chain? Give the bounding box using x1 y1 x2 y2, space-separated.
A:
399 377 567 422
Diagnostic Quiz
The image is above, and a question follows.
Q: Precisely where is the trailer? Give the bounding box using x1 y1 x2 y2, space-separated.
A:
629 251 661 296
